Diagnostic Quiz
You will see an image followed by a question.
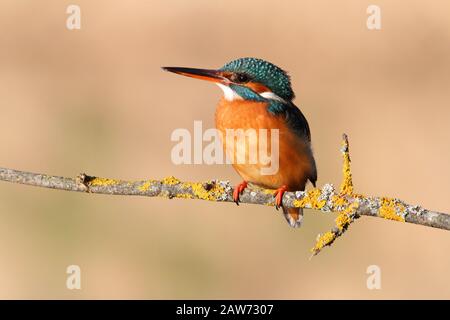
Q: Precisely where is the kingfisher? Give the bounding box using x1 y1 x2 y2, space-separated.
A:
163 58 317 227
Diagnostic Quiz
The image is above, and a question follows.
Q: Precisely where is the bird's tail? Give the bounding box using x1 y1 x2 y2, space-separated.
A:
282 207 304 228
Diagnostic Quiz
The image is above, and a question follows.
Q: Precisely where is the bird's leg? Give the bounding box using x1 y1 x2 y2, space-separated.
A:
274 185 288 210
233 181 248 205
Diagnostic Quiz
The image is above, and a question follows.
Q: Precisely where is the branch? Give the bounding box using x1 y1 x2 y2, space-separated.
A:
1 134 449 256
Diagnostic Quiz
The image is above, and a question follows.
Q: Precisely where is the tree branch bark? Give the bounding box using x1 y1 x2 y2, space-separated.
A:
1 135 449 255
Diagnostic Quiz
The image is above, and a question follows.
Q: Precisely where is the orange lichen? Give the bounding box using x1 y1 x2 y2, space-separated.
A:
335 202 359 230
311 231 336 254
311 200 359 255
293 188 326 209
138 180 154 192
331 195 348 208
339 136 354 195
379 197 406 222
162 176 181 185
176 181 226 201
88 177 120 187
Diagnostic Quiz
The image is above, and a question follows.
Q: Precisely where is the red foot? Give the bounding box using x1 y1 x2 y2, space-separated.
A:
274 185 288 210
233 181 248 205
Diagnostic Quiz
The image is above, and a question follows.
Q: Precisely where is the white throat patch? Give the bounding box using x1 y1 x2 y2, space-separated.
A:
216 83 242 101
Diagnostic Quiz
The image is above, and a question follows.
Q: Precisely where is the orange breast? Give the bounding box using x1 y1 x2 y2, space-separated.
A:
215 98 314 191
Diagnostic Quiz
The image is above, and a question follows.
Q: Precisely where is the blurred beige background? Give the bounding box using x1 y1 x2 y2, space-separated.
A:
0 0 449 299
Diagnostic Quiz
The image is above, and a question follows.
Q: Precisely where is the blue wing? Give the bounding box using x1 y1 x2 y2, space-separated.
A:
268 100 317 186
268 100 311 141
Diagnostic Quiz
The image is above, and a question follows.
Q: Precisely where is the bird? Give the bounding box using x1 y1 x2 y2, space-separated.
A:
162 57 317 227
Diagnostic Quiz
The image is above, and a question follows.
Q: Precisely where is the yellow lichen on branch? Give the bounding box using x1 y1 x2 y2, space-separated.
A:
88 177 121 187
379 197 406 222
138 180 153 192
182 181 226 201
77 134 419 256
311 201 360 256
2 133 449 257
312 231 335 252
293 188 326 210
162 176 181 185
310 134 411 256
339 134 354 195
311 134 358 256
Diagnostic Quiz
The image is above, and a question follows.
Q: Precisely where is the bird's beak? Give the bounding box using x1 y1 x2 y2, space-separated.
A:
162 67 227 84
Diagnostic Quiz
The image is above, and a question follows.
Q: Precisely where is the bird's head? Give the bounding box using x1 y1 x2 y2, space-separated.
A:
163 57 294 102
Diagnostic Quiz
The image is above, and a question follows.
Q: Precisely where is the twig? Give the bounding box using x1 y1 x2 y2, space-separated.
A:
0 135 449 255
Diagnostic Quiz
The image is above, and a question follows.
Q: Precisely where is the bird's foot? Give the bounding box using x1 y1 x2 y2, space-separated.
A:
274 185 288 210
233 181 248 205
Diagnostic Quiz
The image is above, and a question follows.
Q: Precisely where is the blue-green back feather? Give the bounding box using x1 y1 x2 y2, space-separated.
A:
269 100 311 142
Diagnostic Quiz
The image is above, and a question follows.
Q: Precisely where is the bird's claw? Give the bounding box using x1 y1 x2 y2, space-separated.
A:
274 185 288 210
233 181 248 206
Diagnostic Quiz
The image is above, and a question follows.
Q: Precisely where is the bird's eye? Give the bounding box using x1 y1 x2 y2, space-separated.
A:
232 73 250 83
